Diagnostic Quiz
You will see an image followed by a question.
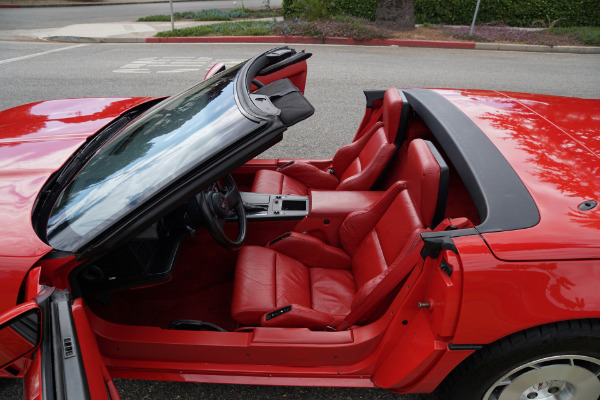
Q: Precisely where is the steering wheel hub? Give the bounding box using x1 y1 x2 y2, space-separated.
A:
194 174 247 250
212 192 229 218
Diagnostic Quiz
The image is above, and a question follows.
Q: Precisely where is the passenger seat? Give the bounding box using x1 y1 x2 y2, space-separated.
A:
251 88 405 195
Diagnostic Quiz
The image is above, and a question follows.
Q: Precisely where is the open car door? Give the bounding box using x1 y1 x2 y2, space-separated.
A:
0 275 119 400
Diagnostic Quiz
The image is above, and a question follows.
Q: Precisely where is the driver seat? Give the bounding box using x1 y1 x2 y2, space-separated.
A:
251 88 405 195
232 139 444 329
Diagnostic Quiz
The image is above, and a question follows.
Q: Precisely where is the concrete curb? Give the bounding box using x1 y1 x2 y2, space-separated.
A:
474 42 600 54
143 36 599 53
46 33 600 53
145 35 477 49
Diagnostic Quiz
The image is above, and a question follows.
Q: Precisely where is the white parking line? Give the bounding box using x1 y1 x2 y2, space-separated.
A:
113 57 245 74
0 44 88 65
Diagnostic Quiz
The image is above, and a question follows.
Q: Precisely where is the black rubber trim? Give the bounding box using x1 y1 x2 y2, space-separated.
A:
421 235 457 259
257 50 311 76
425 140 449 229
38 291 55 400
448 343 484 351
403 89 540 233
50 290 91 400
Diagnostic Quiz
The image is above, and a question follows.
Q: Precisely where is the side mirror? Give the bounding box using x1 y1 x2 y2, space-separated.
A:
0 308 41 369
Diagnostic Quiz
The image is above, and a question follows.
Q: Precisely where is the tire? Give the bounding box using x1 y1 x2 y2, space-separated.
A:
437 319 600 400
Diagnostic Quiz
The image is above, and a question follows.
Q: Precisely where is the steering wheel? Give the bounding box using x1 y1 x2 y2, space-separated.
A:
195 174 246 250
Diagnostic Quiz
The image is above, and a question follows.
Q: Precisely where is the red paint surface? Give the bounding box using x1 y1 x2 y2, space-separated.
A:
0 97 155 314
437 89 600 261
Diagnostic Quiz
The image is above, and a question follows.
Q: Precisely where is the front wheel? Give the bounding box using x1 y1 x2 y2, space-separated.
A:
438 320 600 400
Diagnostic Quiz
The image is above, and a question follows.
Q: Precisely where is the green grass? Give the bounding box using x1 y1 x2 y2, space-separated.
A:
155 20 277 37
552 27 600 46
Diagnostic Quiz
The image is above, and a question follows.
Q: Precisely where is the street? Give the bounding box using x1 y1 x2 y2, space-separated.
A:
0 8 600 399
1 42 599 162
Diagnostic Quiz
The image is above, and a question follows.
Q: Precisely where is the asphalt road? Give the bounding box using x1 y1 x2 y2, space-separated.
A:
0 41 599 399
1 42 599 161
0 0 283 30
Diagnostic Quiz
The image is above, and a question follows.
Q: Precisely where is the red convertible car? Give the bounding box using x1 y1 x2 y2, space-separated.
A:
0 47 599 400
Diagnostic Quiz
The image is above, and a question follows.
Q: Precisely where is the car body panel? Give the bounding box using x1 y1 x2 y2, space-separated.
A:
437 89 600 261
0 97 155 315
451 234 600 345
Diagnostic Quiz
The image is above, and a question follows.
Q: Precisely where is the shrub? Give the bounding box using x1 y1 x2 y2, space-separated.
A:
444 24 586 46
335 0 379 20
282 0 378 21
552 26 600 46
274 18 388 40
414 0 600 27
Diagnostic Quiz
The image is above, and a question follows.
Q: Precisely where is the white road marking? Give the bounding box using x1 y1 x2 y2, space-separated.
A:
113 57 245 74
0 44 88 65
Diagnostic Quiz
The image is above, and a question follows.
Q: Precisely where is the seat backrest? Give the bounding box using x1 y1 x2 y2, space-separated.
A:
331 88 404 191
336 139 444 327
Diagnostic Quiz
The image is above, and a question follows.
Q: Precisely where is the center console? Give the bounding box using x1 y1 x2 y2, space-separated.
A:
242 190 386 247
241 192 309 220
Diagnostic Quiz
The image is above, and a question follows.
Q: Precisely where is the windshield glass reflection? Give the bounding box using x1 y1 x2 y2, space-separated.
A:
47 63 257 250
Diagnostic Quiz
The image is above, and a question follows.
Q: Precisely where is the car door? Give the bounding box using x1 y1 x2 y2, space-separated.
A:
0 287 119 400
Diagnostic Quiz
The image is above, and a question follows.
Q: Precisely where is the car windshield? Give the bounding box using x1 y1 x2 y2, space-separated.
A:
46 62 259 251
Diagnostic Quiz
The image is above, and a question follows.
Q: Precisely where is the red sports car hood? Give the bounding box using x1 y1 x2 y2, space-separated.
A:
0 97 154 259
437 89 600 261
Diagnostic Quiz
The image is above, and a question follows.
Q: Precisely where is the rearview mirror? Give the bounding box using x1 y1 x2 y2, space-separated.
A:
0 308 41 369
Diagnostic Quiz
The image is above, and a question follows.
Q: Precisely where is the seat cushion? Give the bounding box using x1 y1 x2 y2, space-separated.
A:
232 246 356 325
251 169 309 195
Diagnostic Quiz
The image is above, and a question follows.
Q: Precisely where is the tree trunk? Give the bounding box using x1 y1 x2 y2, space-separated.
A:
376 0 415 30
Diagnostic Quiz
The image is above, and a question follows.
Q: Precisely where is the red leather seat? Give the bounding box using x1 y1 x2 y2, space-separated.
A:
251 88 405 195
232 139 444 329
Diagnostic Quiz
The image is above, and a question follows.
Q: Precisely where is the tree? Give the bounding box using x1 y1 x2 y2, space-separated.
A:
375 0 415 30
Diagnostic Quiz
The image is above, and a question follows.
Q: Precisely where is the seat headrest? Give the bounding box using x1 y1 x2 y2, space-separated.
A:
382 88 404 143
403 139 448 227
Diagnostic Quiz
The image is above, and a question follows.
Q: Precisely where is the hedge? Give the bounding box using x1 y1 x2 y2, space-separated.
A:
414 0 600 27
282 0 599 27
282 0 378 20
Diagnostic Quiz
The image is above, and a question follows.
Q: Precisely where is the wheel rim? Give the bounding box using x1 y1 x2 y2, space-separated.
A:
483 355 600 400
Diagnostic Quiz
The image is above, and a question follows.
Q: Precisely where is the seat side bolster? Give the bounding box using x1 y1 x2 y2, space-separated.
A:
267 232 351 270
260 304 344 329
332 122 383 175
280 162 339 189
339 181 407 255
336 143 395 191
